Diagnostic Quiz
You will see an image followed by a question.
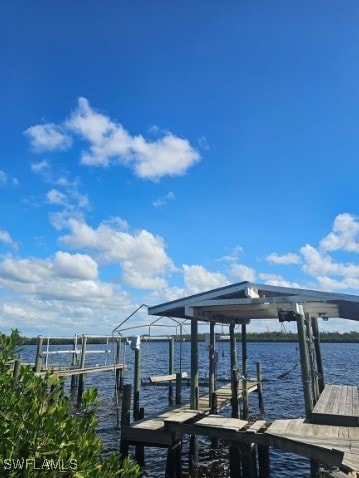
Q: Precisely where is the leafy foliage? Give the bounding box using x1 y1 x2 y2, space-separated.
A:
0 330 141 477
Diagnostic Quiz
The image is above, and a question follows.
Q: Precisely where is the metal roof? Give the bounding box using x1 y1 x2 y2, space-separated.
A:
148 281 359 323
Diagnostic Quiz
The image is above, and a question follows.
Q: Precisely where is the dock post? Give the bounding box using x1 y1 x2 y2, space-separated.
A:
257 444 270 477
120 383 132 456
175 372 182 404
311 316 325 393
71 334 79 390
77 335 87 403
189 317 199 473
241 443 256 478
13 359 21 386
115 338 122 391
209 321 216 410
256 362 264 415
189 435 198 475
34 335 43 373
133 342 141 420
229 442 242 478
296 306 313 420
229 322 239 418
169 337 174 405
242 322 249 419
190 318 199 410
166 439 182 478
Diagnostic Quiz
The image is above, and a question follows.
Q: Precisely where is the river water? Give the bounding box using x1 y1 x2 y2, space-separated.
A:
21 341 359 477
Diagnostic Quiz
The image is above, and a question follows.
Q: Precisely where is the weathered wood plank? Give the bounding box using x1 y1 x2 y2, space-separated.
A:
149 372 188 383
312 385 359 426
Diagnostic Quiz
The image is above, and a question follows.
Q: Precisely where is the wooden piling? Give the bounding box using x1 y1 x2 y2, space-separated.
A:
169 337 174 405
229 323 239 419
241 443 256 478
242 323 249 419
296 307 313 420
311 316 325 393
34 335 43 373
71 334 79 390
229 442 242 478
120 383 132 456
306 315 320 403
165 439 182 478
133 346 141 420
190 318 199 410
13 359 21 386
175 372 182 405
77 335 87 403
257 444 270 478
115 338 122 391
189 434 198 475
189 318 199 473
256 362 264 415
209 321 216 410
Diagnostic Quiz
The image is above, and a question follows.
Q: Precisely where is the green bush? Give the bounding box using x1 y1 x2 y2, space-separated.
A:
0 330 141 477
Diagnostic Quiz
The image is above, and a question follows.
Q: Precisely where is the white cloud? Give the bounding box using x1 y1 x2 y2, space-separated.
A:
0 170 7 186
59 218 174 289
26 97 200 181
266 252 302 265
152 192 175 207
183 264 229 294
0 229 18 250
31 160 50 174
258 273 301 288
229 263 256 282
24 123 72 151
219 245 244 262
301 244 359 278
53 251 98 280
320 213 359 253
0 257 52 283
46 189 68 206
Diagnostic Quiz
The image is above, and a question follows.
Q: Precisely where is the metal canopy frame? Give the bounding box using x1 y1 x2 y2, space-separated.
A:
148 281 359 323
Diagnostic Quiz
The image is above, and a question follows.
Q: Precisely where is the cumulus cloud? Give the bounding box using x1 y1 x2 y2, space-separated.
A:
59 217 175 289
0 229 18 250
24 123 72 151
25 97 200 181
46 189 68 206
183 264 229 294
320 213 359 253
301 244 359 277
266 252 302 265
229 263 256 282
0 252 100 287
53 251 98 280
258 273 301 288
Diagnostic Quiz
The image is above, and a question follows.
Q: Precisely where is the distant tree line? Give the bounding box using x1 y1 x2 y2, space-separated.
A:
20 330 359 345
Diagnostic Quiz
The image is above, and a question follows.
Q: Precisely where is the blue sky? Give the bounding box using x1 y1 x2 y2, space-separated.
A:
1 1 359 336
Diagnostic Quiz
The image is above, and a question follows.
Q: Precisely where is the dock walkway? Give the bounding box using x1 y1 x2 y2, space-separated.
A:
35 363 126 377
312 384 359 427
122 380 258 446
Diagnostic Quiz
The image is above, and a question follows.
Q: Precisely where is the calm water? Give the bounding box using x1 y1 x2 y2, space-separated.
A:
21 341 359 477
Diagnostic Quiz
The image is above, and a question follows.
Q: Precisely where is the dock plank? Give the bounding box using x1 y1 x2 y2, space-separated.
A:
312 384 359 427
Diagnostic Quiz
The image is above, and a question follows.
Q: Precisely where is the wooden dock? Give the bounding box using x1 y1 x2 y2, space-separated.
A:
122 380 258 446
122 383 359 475
264 418 359 474
164 414 359 474
312 384 359 427
36 363 126 377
